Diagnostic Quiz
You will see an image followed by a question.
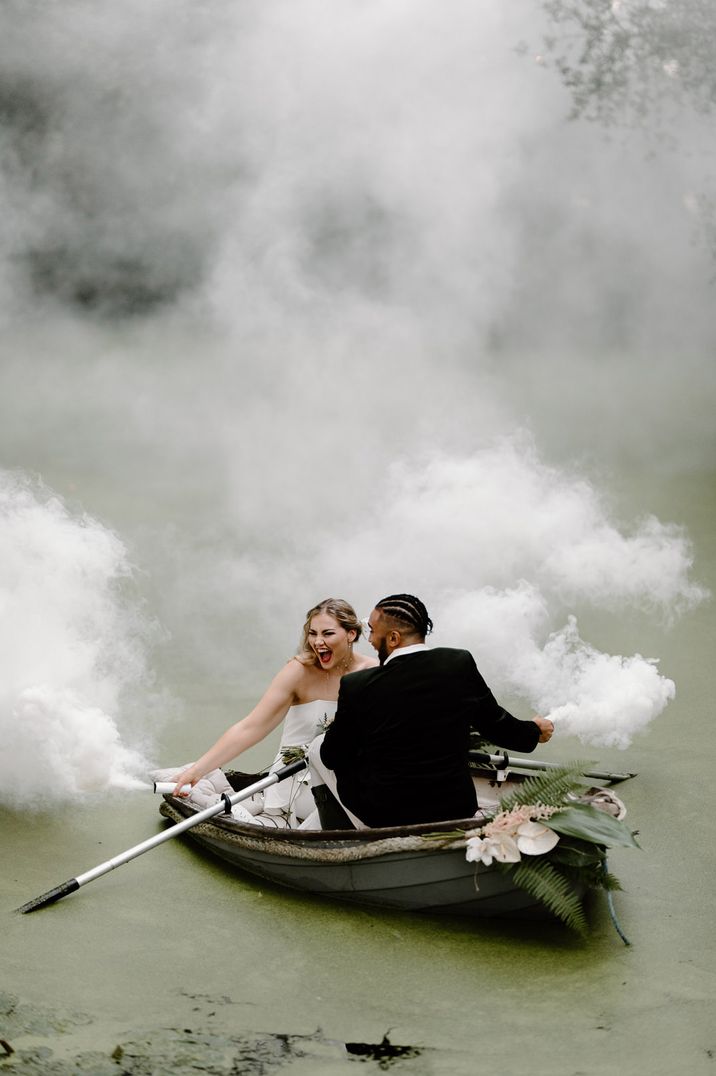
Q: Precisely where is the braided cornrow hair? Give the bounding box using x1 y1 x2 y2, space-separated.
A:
375 594 433 637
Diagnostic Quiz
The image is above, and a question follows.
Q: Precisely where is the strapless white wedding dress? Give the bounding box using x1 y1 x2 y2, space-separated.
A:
263 699 337 824
149 700 336 829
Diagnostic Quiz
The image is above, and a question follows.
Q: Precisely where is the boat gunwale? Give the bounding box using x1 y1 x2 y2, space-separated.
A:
160 793 480 844
159 764 533 845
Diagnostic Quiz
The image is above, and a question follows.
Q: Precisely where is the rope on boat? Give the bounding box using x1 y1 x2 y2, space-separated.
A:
604 855 631 946
159 802 463 862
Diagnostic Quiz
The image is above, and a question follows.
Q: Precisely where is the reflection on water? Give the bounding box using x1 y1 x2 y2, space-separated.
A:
533 0 716 262
0 991 426 1074
539 0 716 122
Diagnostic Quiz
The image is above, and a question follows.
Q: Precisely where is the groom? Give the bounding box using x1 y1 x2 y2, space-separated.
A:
308 593 554 829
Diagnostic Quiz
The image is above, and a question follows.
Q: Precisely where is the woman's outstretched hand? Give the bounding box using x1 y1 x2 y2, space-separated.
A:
171 764 202 796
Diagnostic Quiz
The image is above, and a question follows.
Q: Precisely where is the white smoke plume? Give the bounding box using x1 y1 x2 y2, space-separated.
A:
0 3 712 777
305 438 706 747
0 471 160 808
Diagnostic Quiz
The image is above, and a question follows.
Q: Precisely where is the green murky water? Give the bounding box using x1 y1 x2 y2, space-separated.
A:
2 469 714 1075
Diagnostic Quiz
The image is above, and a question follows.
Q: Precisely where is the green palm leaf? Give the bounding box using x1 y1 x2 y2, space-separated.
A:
546 804 640 848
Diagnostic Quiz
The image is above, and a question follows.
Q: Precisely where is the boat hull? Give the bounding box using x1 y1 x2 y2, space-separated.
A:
159 800 556 918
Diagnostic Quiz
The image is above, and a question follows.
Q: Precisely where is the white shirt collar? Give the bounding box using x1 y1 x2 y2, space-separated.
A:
384 643 429 665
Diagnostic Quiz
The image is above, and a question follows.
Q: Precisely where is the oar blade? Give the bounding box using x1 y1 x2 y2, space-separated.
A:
16 878 80 914
16 761 309 914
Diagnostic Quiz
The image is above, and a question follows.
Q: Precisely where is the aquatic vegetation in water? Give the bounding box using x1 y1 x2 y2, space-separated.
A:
0 991 426 1074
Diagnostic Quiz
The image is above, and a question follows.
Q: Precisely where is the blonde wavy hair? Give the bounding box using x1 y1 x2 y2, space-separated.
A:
295 598 362 667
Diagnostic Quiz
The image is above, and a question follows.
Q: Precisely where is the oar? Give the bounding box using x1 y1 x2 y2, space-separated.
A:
16 759 307 914
469 750 636 783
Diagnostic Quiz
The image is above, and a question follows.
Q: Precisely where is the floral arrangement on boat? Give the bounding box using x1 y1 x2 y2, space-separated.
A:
431 763 640 936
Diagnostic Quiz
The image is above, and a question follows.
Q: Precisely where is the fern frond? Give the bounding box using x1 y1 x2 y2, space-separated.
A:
510 859 588 934
497 762 589 813
598 871 623 892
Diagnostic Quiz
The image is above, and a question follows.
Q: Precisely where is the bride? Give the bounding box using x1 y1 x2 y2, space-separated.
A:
155 598 377 827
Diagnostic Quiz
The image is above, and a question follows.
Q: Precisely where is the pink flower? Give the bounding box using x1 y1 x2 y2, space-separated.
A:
465 804 560 863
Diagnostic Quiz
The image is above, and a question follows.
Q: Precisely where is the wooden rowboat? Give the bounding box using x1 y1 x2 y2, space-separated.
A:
158 763 629 923
17 756 632 922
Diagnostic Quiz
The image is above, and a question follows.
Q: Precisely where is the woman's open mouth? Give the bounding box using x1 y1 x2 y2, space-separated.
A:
317 650 333 666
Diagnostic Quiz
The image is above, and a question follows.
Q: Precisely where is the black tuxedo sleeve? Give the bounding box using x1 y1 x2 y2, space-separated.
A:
463 652 541 753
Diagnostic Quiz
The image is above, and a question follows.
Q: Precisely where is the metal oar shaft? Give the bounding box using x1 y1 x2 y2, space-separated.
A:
77 772 276 884
469 751 636 783
17 760 307 913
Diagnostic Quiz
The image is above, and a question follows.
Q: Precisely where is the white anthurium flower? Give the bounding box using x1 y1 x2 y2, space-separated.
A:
515 821 560 855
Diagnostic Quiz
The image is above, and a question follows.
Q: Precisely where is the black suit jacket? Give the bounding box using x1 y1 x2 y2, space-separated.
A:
320 647 540 828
